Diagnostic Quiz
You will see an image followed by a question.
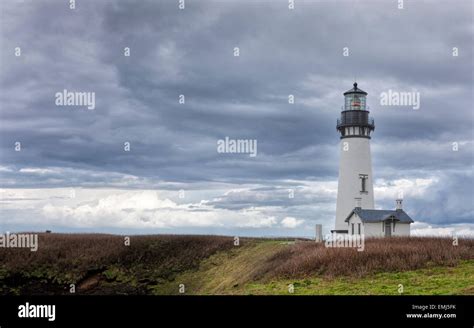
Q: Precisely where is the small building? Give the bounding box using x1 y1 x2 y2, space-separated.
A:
345 199 413 237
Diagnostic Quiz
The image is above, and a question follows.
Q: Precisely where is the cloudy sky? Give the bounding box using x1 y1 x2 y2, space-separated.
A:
0 0 472 237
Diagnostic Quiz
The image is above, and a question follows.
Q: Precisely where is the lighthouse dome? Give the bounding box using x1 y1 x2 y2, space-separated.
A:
343 82 368 96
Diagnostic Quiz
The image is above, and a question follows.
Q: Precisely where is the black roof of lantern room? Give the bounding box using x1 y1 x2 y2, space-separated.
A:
343 82 368 96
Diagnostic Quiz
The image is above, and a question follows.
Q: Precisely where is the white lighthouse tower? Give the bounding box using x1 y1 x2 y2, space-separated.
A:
334 83 375 233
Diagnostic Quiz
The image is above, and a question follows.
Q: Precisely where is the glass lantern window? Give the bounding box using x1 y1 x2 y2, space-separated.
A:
345 95 366 110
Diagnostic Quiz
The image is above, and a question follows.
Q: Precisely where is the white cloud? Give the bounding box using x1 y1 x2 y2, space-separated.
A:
0 166 13 172
1 187 472 238
411 221 474 237
19 168 57 174
374 177 438 200
40 190 278 229
280 216 304 229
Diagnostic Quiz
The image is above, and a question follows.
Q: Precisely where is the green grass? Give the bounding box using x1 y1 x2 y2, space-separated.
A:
152 241 474 295
244 261 474 295
151 240 285 294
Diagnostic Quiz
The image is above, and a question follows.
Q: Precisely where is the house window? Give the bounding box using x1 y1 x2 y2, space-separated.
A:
351 223 354 235
393 221 396 232
382 221 384 232
359 174 368 193
358 223 361 235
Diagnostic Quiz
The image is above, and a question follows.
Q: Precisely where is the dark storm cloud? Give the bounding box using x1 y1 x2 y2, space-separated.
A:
0 0 472 227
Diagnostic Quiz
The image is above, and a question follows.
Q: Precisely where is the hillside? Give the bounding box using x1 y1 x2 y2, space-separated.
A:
0 234 472 295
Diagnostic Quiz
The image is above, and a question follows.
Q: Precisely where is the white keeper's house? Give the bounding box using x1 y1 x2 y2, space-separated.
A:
333 83 414 237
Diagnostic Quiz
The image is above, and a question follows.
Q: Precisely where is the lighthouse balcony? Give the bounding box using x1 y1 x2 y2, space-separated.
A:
336 111 375 130
336 117 375 128
337 112 375 138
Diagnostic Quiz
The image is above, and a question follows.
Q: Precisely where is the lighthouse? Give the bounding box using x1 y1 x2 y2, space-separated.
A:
334 83 375 233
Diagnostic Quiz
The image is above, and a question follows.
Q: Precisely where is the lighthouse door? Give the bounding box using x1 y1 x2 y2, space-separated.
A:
384 221 391 237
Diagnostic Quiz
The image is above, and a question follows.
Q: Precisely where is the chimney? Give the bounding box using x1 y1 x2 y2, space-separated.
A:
396 199 403 211
354 197 362 209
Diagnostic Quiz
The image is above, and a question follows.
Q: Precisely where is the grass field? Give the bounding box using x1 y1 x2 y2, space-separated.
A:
243 262 474 295
0 234 472 295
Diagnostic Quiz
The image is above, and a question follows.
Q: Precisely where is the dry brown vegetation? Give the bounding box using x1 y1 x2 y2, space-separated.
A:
0 233 236 294
255 237 474 279
0 234 234 276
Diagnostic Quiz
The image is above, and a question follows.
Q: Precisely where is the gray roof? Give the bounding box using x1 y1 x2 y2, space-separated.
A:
343 82 368 96
345 208 414 223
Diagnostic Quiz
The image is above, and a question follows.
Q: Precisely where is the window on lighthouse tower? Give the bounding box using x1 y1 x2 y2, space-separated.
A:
359 174 368 194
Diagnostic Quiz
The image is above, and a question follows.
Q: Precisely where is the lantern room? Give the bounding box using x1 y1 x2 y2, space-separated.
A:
337 82 375 139
344 82 367 111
